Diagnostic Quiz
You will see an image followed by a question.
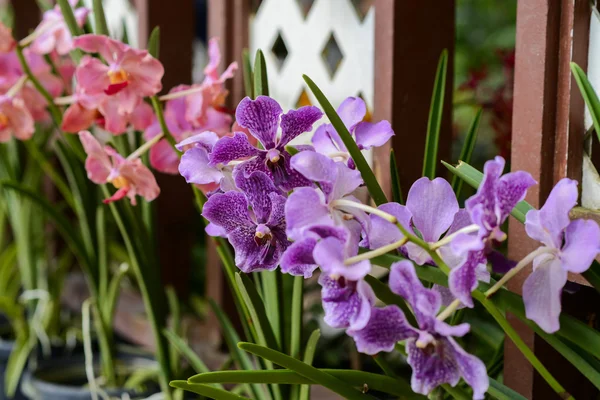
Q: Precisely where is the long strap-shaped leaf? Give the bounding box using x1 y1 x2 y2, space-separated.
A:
299 329 320 400
238 342 378 400
170 381 250 400
422 50 448 180
254 50 269 98
488 378 528 400
571 62 600 143
303 75 388 205
187 369 422 399
389 149 404 204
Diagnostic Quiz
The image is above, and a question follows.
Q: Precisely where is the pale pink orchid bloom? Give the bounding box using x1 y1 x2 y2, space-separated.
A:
79 130 160 205
73 34 164 117
63 88 154 134
0 95 35 143
0 22 15 53
29 0 89 56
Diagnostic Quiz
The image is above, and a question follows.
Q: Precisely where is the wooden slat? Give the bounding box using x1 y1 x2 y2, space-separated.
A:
10 0 40 39
372 0 455 198
508 0 596 397
136 0 196 297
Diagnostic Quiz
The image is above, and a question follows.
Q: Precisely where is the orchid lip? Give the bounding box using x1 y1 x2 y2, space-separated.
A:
0 113 8 129
266 148 281 163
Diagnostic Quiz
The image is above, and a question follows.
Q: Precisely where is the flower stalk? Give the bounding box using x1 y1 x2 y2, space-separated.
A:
127 132 164 161
330 199 397 223
429 224 480 251
345 237 408 265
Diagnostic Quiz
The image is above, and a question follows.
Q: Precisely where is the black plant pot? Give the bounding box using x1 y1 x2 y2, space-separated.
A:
0 316 25 400
22 350 159 400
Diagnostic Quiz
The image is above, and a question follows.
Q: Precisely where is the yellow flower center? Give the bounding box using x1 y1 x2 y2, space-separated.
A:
0 113 8 128
111 176 129 189
107 68 129 85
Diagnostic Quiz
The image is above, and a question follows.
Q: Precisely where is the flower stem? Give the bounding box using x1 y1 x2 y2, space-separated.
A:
126 132 164 161
150 95 179 150
15 45 63 125
5 75 28 98
158 85 203 101
345 237 407 265
484 246 555 298
436 299 461 321
53 95 77 105
331 199 397 223
18 20 60 47
429 224 480 251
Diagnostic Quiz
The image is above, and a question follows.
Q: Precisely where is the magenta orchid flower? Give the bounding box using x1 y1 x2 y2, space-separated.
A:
209 96 322 191
0 22 15 54
523 178 600 333
312 96 393 168
73 34 163 117
29 0 89 56
79 130 160 205
202 171 290 272
348 261 488 399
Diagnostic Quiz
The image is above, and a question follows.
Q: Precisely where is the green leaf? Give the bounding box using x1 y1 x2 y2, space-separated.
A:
188 369 421 398
253 49 269 97
56 0 83 36
147 27 161 59
208 299 270 400
422 50 448 179
163 329 223 390
442 160 534 223
4 338 34 398
261 271 281 348
303 75 387 205
238 342 377 400
488 378 527 400
389 149 404 204
92 0 110 35
583 261 600 292
170 381 250 400
236 273 280 352
452 108 482 197
242 49 254 98
299 329 320 400
571 62 600 143
166 286 182 374
102 263 128 322
289 276 303 359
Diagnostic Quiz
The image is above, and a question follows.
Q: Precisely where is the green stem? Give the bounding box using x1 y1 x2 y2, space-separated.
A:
103 185 172 399
151 96 179 149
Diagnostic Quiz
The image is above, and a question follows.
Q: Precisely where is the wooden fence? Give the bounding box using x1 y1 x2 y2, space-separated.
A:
8 0 600 397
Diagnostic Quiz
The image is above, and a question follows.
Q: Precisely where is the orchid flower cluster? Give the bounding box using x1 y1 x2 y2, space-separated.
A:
175 93 600 398
4 2 600 398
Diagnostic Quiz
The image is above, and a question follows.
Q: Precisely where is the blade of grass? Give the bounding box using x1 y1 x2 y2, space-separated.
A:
242 49 254 98
170 381 250 400
303 75 387 205
261 271 281 348
389 149 404 204
289 276 303 359
253 49 269 97
422 50 448 179
299 329 320 400
239 342 377 400
452 108 482 197
92 0 110 35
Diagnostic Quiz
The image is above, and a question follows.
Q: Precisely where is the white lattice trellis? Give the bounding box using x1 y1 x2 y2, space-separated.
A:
251 0 374 113
82 0 139 47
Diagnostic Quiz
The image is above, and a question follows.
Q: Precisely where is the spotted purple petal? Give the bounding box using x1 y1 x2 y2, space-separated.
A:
235 171 279 223
209 132 260 166
313 237 370 281
495 170 536 222
363 202 412 249
285 187 332 241
278 106 323 147
202 191 251 233
447 337 489 400
347 305 417 355
178 146 222 185
280 237 318 278
235 96 282 149
448 251 487 308
319 275 375 330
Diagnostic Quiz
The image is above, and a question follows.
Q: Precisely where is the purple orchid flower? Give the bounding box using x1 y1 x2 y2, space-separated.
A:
208 96 322 191
523 178 600 333
176 131 236 192
280 224 350 278
318 274 375 330
347 261 488 399
285 151 368 250
452 156 536 256
202 171 290 272
312 96 394 168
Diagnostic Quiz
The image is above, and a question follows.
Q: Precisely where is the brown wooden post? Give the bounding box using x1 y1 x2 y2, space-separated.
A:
372 0 455 197
136 0 196 296
10 0 40 39
508 0 596 397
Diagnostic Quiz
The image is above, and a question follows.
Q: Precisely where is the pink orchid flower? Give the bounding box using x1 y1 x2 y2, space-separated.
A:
0 95 35 143
183 38 237 132
0 22 15 54
30 0 89 56
73 35 164 117
63 88 154 134
79 130 160 205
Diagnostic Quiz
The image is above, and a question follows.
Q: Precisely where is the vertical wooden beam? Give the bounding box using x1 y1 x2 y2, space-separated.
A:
373 0 455 197
136 0 196 296
10 0 40 39
508 0 594 397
